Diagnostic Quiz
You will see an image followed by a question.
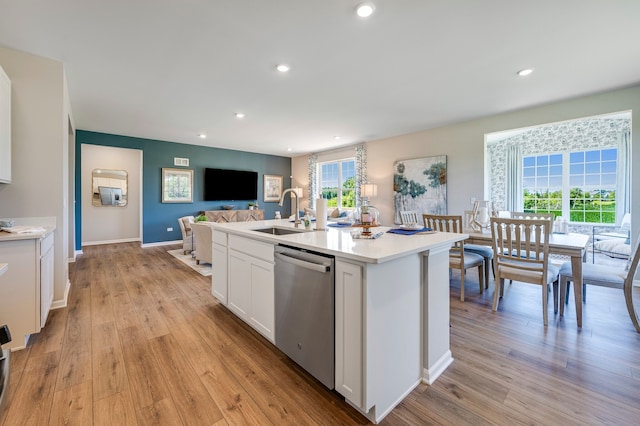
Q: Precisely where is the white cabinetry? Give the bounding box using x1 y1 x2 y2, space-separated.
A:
228 250 251 317
211 230 228 304
0 64 11 183
335 260 363 407
334 255 422 423
0 231 55 350
39 232 54 328
226 234 274 342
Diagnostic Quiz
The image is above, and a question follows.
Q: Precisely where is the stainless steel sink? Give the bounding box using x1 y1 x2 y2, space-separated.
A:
252 227 309 235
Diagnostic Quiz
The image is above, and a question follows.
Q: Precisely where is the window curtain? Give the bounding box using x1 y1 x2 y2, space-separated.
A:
308 154 317 209
505 143 522 211
355 144 367 208
616 130 631 224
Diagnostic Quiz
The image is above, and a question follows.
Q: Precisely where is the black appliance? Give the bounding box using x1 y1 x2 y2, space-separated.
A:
0 324 11 419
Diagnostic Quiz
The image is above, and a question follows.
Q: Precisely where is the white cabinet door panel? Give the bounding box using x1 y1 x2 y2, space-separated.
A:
212 243 228 304
249 257 274 342
228 249 251 319
335 260 363 408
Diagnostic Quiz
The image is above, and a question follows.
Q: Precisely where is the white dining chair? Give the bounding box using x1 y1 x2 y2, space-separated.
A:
400 210 420 226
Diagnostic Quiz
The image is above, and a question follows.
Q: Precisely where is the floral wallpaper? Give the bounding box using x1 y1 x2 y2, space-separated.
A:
487 117 630 211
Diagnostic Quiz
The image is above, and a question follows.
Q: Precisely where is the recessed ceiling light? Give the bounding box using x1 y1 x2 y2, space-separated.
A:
198 133 207 139
356 2 375 18
517 68 534 76
287 147 292 152
334 136 341 140
276 64 290 73
235 112 245 119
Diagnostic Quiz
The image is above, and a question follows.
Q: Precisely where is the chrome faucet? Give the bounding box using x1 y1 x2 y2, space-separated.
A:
279 188 300 227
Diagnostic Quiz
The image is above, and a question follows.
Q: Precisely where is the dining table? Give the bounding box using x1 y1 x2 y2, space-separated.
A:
464 228 590 327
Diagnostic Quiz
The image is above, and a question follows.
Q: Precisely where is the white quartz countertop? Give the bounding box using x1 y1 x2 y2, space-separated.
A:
0 217 56 242
208 219 465 264
0 225 54 241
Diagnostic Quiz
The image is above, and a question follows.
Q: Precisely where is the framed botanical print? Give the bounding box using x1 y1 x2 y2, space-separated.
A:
162 168 193 203
263 174 283 202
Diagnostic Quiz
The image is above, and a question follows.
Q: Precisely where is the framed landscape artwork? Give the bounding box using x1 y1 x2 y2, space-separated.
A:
162 168 193 203
264 174 283 202
393 155 447 224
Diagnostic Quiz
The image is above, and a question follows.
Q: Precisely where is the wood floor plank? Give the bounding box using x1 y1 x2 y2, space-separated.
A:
148 333 224 425
27 307 66 356
3 351 59 425
117 325 171 409
93 390 138 426
49 381 93 426
167 319 271 425
92 345 128 402
136 397 184 426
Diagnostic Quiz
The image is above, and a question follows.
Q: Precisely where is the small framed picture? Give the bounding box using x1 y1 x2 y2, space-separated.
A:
263 174 283 202
162 168 193 203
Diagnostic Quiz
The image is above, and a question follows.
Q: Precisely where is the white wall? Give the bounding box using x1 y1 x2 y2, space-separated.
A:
0 47 73 305
81 144 141 245
292 84 640 240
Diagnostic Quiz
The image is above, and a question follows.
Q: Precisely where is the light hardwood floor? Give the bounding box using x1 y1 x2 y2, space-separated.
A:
2 242 640 425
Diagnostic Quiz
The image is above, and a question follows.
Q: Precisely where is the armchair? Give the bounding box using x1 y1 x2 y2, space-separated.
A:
591 213 631 262
178 216 195 255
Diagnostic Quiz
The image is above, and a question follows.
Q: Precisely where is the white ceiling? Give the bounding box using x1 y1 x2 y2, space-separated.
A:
1 0 639 157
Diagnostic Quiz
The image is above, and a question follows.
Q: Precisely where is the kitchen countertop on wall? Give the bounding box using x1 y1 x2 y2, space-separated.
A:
0 217 56 242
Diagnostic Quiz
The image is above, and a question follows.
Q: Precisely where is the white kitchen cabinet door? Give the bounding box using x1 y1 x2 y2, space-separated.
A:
334 260 363 408
249 256 274 342
0 65 10 183
228 249 251 320
40 239 54 328
212 243 228 304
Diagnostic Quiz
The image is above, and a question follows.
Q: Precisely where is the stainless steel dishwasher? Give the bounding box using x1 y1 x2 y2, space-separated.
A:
274 245 335 389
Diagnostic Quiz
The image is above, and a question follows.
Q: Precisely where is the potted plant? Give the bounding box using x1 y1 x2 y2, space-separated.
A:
248 202 255 210
195 214 207 222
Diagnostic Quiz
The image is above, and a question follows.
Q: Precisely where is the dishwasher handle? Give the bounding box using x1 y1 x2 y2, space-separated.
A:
275 251 331 273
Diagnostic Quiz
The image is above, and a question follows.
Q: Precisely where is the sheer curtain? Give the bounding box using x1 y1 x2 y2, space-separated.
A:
355 144 367 208
505 143 522 211
308 154 317 209
616 130 631 224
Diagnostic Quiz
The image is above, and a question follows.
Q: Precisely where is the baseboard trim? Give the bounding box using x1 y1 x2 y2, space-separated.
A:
82 237 141 247
141 240 181 248
422 350 453 385
51 279 70 310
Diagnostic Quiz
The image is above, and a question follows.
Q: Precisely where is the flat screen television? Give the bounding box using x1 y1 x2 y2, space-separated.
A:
204 168 258 201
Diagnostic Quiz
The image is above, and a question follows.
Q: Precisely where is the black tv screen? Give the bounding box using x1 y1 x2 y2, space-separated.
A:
204 168 258 201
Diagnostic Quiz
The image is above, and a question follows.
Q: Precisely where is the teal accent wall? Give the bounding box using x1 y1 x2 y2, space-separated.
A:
75 130 292 249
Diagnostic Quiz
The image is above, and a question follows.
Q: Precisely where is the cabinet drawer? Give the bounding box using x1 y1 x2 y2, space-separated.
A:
212 230 227 246
228 234 273 262
40 232 54 256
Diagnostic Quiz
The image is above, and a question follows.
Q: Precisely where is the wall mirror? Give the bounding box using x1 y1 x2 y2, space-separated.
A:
92 169 128 206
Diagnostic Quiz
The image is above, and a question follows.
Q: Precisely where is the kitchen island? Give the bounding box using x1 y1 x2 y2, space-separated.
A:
207 219 464 424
